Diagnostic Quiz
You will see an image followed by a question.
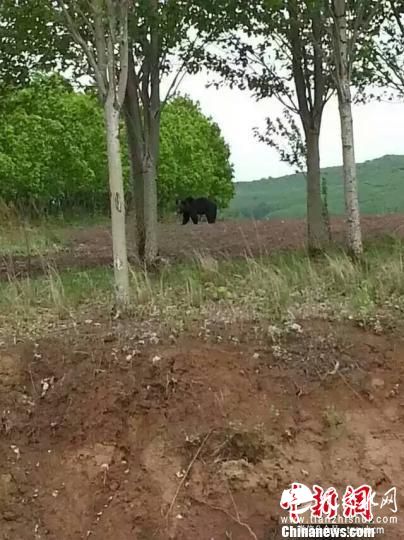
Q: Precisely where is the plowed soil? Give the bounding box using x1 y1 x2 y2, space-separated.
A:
2 214 404 278
1 319 403 539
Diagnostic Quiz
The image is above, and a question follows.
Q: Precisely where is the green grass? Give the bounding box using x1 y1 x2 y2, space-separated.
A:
225 154 404 219
1 239 404 337
0 224 66 256
0 212 108 257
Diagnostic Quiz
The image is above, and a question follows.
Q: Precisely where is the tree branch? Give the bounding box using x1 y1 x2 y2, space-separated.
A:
117 0 129 107
287 0 310 129
56 0 106 97
390 0 404 37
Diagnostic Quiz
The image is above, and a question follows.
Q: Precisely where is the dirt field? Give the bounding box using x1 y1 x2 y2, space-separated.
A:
1 319 403 539
2 214 404 278
1 216 404 539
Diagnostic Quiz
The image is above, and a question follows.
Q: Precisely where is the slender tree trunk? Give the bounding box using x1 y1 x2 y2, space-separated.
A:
124 109 145 260
104 98 130 305
305 128 329 253
321 176 332 242
143 19 161 265
132 168 146 260
143 154 158 263
333 0 363 257
124 48 160 265
124 109 159 264
124 60 146 262
338 87 362 257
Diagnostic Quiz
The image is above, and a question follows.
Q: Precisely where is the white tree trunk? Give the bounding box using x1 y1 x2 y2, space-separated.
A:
338 87 363 257
104 98 130 305
333 0 363 257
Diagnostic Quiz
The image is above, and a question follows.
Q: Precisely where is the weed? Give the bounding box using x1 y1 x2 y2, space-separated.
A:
1 237 404 338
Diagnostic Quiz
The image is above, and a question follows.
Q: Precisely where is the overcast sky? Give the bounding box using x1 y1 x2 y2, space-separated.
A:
167 70 404 183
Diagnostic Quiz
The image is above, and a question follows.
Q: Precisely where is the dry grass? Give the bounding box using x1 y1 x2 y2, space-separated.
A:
1 238 404 340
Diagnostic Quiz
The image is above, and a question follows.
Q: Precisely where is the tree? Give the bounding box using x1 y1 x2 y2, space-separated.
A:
255 110 331 240
123 0 276 261
55 0 130 307
329 0 383 257
158 96 234 214
201 0 334 253
0 74 108 213
0 0 74 89
122 0 219 263
367 1 404 99
254 109 306 174
1 0 234 264
0 78 234 219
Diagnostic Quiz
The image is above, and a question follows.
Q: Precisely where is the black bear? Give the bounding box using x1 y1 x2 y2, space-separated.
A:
176 197 217 225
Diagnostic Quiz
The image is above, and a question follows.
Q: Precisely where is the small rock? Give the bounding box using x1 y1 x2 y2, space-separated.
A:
287 322 303 334
110 480 120 491
10 445 20 459
371 377 385 390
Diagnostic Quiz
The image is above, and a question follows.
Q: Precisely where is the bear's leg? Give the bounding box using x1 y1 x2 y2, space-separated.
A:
207 206 217 224
191 213 199 224
182 212 190 225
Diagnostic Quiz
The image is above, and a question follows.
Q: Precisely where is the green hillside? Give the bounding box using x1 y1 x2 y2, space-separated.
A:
225 155 404 219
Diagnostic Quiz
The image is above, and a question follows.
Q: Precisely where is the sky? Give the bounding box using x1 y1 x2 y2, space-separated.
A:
165 70 404 183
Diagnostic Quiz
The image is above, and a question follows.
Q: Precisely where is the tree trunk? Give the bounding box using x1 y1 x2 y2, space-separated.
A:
143 154 158 264
321 176 332 242
305 129 329 253
124 109 145 261
143 21 161 266
104 98 130 306
338 87 362 257
124 49 159 265
124 109 158 264
333 0 363 257
124 61 146 262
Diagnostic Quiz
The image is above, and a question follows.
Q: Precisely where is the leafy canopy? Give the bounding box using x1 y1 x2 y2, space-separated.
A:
158 96 234 213
0 74 234 214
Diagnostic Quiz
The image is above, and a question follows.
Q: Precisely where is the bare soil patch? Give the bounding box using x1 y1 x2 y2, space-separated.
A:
1 214 404 278
1 320 403 539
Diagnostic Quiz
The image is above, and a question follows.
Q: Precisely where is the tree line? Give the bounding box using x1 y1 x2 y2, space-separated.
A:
0 74 234 216
0 0 403 307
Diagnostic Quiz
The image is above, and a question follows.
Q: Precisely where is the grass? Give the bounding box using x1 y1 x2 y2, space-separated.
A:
1 237 404 338
0 202 107 257
0 224 67 257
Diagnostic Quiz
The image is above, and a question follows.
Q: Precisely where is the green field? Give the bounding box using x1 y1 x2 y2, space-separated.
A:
225 154 404 219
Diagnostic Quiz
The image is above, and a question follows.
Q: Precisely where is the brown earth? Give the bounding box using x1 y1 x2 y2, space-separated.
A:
2 214 404 278
1 319 403 539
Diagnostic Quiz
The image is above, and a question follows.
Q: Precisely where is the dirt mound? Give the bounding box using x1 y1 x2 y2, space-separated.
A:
1 321 403 539
2 214 404 278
